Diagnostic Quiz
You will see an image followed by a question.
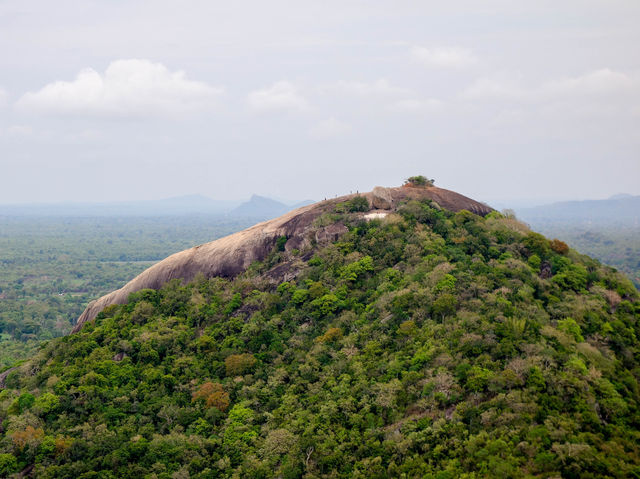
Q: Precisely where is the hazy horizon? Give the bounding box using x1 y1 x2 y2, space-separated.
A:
1 1 639 204
1 189 637 213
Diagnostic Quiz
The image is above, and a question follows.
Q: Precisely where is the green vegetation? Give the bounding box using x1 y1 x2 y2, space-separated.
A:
0 216 254 368
334 196 370 213
404 175 435 187
0 201 639 477
530 223 640 288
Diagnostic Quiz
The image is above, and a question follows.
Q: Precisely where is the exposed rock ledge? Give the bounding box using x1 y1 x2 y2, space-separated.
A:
72 186 492 332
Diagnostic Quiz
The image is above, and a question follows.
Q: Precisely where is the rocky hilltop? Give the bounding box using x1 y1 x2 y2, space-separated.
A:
73 185 492 331
3 181 638 478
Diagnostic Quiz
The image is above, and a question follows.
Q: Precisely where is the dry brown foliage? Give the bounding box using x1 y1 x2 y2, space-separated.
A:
12 425 44 450
550 239 569 255
192 381 230 411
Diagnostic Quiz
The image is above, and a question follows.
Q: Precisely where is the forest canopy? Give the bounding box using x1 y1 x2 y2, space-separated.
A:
0 200 638 478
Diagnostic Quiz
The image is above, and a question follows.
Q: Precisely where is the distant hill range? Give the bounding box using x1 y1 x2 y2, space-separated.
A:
0 195 236 217
516 194 640 225
0 195 314 218
231 195 314 219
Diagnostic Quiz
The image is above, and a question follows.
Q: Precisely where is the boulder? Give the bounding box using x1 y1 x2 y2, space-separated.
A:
371 186 393 209
315 223 348 243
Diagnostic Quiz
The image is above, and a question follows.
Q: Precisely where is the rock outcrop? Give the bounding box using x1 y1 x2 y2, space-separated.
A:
371 186 394 209
0 367 16 388
72 185 492 332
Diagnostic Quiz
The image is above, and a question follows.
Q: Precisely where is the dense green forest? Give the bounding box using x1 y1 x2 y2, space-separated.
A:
0 216 254 369
526 223 640 289
2 214 637 372
0 200 638 477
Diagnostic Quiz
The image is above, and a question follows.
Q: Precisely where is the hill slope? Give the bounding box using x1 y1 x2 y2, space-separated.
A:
0 185 639 478
73 185 492 331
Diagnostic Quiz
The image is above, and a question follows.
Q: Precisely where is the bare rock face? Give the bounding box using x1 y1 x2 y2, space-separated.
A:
72 185 493 332
315 223 349 243
371 186 394 210
72 202 324 332
0 368 16 388
112 352 128 362
539 261 553 279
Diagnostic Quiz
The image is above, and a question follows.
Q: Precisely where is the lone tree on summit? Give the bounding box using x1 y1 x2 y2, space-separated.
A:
404 175 434 187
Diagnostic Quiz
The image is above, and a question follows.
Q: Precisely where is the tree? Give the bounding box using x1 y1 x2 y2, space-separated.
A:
404 175 434 187
549 239 569 255
223 404 258 463
12 425 44 451
0 454 17 476
557 317 584 342
431 293 457 320
192 381 230 412
347 196 369 212
34 392 59 416
315 327 343 343
225 353 257 376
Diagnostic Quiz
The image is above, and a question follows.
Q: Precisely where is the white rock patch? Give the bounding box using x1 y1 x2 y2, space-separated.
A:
364 212 388 221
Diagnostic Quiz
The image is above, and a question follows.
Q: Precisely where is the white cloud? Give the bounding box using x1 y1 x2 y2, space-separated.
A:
459 69 640 142
309 117 352 139
390 98 443 112
325 79 444 115
462 69 638 103
411 46 478 69
15 59 223 117
328 79 410 97
0 87 7 108
6 125 33 138
540 69 635 98
246 81 309 112
461 76 525 101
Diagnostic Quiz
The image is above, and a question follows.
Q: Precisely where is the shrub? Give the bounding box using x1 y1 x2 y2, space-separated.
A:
347 196 370 212
404 175 434 187
276 236 288 252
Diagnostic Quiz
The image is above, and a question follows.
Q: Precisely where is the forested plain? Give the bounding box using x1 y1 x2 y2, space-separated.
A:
0 216 255 369
0 200 638 478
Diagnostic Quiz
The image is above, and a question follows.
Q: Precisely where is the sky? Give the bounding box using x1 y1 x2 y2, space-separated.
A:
1 0 639 206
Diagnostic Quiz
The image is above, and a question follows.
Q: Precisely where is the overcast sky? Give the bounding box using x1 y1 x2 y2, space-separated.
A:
1 1 639 206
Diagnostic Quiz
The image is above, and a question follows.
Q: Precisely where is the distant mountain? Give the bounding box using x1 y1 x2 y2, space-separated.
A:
516 195 640 225
0 195 239 217
0 195 316 218
231 195 313 219
609 193 634 200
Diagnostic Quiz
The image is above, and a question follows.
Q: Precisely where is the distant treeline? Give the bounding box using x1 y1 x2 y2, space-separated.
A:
0 216 254 368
